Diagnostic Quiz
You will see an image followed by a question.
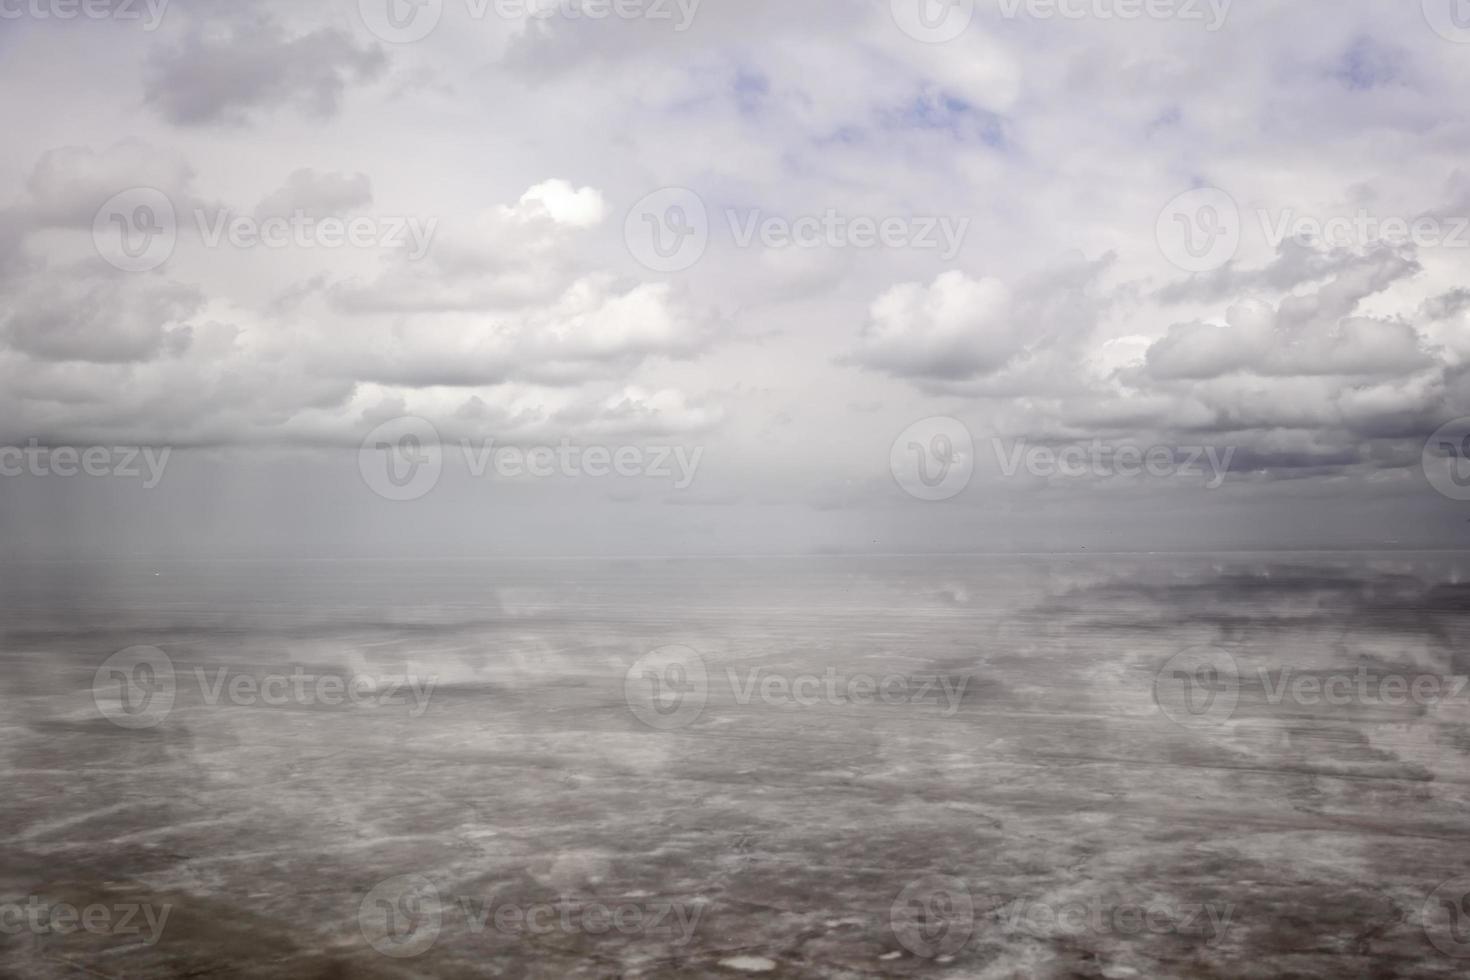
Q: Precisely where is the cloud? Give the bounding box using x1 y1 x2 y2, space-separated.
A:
556 386 724 437
851 271 1019 381
329 180 610 312
1145 245 1434 384
516 179 608 228
254 168 373 219
6 0 1470 553
342 275 719 388
19 142 194 227
144 16 386 126
2 277 200 364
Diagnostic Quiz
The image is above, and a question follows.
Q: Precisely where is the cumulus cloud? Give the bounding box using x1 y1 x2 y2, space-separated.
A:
852 271 1018 381
342 275 718 388
1145 306 1432 382
515 179 609 228
848 233 1464 490
143 16 386 126
330 181 611 312
1140 246 1439 409
4 0 1470 550
2 278 200 364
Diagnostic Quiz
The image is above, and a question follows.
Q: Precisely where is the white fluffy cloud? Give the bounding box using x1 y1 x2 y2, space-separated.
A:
853 271 1019 381
3 0 1470 548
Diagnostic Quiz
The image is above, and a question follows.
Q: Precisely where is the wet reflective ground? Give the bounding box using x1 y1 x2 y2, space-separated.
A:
3 554 1469 977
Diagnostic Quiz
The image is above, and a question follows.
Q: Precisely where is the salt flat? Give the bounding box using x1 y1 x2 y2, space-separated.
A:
2 554 1468 978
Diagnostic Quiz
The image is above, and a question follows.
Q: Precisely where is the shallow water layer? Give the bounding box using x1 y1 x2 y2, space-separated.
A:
3 553 1469 978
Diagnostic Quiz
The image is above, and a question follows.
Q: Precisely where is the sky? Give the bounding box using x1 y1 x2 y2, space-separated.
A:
3 0 1470 558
